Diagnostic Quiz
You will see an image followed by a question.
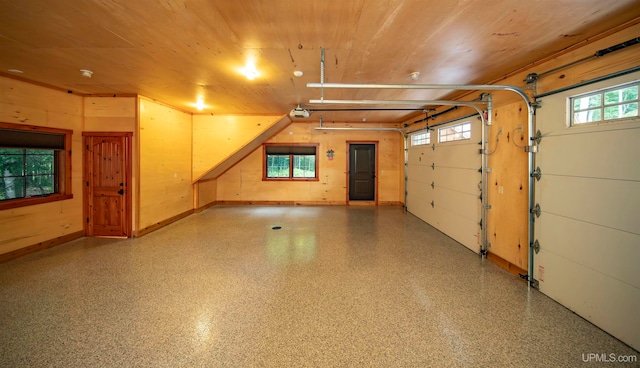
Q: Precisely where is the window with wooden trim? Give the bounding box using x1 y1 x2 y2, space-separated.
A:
0 123 73 210
263 144 319 181
570 81 639 125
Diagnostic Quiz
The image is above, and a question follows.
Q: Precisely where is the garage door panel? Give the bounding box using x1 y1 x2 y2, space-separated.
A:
538 126 640 180
434 188 480 222
406 180 431 203
537 213 640 289
407 195 436 225
407 164 434 185
434 143 481 169
434 167 482 195
538 175 640 234
536 246 640 350
433 207 480 253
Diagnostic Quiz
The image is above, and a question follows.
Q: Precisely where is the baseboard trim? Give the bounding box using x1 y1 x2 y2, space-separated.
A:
0 230 84 263
134 209 194 237
215 200 348 206
487 251 527 281
195 200 218 213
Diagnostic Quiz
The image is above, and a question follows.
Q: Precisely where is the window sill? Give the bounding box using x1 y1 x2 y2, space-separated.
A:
0 194 73 211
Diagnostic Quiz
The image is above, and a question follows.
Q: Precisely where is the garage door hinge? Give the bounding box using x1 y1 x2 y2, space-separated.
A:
430 201 435 208
532 239 541 254
431 181 435 189
530 167 542 181
531 203 541 218
431 163 435 170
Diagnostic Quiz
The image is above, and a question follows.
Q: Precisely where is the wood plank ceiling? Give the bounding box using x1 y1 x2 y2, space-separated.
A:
1 0 639 123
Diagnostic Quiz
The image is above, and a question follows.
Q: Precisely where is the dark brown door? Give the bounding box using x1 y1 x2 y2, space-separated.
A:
83 133 132 237
349 143 376 201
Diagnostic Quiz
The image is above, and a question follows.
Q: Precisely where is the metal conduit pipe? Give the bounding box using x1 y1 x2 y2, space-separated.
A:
308 82 536 286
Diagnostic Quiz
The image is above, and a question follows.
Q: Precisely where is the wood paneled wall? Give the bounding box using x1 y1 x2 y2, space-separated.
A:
138 97 193 230
215 122 404 205
0 77 84 255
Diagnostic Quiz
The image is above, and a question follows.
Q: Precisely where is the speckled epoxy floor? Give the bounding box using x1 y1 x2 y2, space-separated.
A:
0 205 637 367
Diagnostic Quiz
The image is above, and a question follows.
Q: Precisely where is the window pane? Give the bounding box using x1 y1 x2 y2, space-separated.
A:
573 109 601 124
605 86 638 105
293 155 316 178
0 150 25 176
27 174 54 196
26 150 54 175
0 176 25 200
573 94 601 111
267 155 290 178
604 103 638 120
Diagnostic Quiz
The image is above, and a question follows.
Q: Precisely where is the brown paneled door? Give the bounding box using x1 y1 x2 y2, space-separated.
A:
83 133 132 237
348 143 377 202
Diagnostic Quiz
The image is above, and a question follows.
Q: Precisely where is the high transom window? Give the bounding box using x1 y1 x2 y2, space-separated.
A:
411 131 430 146
571 81 639 125
263 144 319 181
438 121 471 143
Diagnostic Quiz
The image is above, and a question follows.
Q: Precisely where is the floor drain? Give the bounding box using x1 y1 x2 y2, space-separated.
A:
272 226 282 230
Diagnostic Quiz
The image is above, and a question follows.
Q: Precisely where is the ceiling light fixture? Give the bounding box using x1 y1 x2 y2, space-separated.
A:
80 69 93 78
8 69 23 74
293 70 303 77
195 98 205 111
240 62 259 80
410 71 420 81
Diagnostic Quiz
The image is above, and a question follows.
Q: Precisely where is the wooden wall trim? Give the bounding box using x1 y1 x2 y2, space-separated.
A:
0 231 84 263
133 209 194 237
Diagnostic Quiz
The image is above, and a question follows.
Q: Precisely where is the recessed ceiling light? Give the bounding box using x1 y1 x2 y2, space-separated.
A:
293 70 303 77
410 71 420 81
80 69 93 78
8 69 23 74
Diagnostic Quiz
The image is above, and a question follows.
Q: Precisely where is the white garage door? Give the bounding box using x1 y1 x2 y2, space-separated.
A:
534 71 640 350
407 117 482 253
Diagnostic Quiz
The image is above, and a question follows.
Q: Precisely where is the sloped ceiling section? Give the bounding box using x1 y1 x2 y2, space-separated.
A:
193 114 291 182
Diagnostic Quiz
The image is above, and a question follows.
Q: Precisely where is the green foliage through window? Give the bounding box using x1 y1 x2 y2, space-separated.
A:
571 82 639 125
0 148 56 200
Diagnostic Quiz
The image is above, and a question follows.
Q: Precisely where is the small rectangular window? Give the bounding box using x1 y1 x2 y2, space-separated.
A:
0 123 72 210
438 122 471 143
571 81 639 125
263 144 318 181
411 131 430 146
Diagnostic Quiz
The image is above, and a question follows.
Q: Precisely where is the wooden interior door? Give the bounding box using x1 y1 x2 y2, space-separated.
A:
83 133 132 237
348 143 376 201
